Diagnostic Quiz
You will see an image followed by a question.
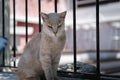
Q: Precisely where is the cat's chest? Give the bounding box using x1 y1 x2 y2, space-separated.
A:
41 35 65 53
46 37 63 48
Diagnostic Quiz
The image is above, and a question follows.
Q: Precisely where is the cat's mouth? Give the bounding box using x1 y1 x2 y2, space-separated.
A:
54 33 57 36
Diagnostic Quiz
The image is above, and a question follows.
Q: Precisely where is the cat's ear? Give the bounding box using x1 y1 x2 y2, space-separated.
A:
59 11 67 18
41 12 49 22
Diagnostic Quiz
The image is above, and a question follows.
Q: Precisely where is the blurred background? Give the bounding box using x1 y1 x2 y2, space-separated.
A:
0 0 120 76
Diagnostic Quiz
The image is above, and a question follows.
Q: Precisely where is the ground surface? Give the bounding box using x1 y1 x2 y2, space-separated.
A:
0 72 88 80
0 72 18 80
0 62 96 80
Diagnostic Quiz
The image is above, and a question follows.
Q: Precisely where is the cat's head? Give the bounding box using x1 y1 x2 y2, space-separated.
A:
41 11 67 37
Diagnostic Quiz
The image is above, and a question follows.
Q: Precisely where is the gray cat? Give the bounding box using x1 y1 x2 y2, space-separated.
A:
18 11 67 80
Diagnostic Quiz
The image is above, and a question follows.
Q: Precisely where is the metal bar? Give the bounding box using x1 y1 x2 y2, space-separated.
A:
96 0 100 79
58 71 97 80
38 0 41 32
101 74 120 78
25 0 28 43
77 0 120 8
2 0 5 67
58 71 120 79
13 0 16 68
54 0 57 13
73 0 77 73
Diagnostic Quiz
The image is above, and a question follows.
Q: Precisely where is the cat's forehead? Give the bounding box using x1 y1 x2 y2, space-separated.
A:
48 13 59 19
47 13 62 25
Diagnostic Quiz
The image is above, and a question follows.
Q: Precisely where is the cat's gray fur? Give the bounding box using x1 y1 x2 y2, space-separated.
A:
18 11 67 80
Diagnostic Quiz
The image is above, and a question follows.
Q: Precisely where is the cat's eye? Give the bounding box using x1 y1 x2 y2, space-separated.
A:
48 25 52 28
58 24 62 28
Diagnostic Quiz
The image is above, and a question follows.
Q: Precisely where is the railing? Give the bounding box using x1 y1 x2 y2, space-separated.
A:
1 0 120 80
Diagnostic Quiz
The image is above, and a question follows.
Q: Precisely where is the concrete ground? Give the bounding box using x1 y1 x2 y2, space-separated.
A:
0 72 18 80
0 72 87 80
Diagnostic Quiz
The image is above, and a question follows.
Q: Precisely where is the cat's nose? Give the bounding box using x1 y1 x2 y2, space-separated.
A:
53 29 58 35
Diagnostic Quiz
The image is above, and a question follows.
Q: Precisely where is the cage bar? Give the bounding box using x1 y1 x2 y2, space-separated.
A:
54 0 57 13
12 0 16 68
73 0 77 73
58 71 120 80
96 0 100 79
38 0 41 32
2 0 5 38
2 0 5 67
25 0 28 43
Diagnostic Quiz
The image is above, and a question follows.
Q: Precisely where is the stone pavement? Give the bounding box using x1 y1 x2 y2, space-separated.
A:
0 72 18 80
0 62 96 80
0 72 87 80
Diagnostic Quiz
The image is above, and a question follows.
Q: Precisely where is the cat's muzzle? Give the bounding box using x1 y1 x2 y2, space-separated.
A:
52 29 58 36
